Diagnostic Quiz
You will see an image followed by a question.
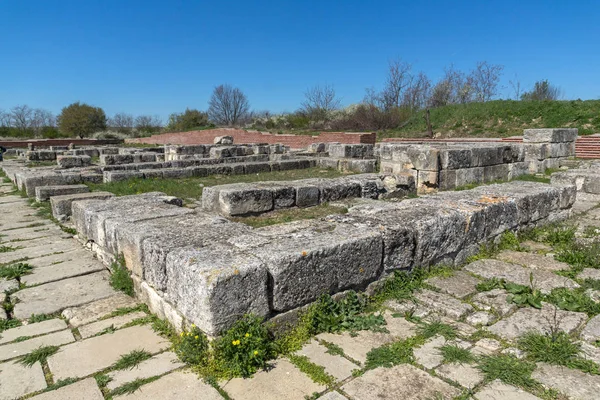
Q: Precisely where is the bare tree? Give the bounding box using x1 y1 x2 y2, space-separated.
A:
301 84 341 121
0 109 11 127
109 112 134 134
208 84 250 126
381 59 412 110
135 115 163 134
30 109 55 135
509 74 522 100
429 66 474 107
402 72 431 111
470 61 504 102
10 105 33 133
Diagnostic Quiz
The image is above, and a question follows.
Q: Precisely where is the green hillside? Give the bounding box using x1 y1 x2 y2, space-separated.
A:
381 100 600 139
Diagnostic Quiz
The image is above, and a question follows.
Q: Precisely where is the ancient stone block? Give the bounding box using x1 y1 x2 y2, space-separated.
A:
523 128 578 143
35 184 89 202
245 162 272 174
50 191 114 219
440 148 472 170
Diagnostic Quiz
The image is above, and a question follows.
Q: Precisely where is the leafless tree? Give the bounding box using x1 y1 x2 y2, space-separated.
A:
470 61 504 102
109 112 134 134
521 80 562 101
509 75 522 100
30 109 56 135
301 84 341 121
381 59 412 110
402 72 431 111
429 66 474 107
10 105 33 133
208 84 250 126
135 115 163 134
0 109 11 127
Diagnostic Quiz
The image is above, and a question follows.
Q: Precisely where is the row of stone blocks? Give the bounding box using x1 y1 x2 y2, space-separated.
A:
164 143 287 161
101 154 272 171
103 159 317 183
551 167 600 194
25 147 120 161
70 181 576 336
202 173 416 216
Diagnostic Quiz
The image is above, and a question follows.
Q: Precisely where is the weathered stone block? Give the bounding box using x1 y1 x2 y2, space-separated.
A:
440 148 472 170
483 164 510 182
247 220 383 312
57 155 91 169
523 128 578 143
217 184 274 216
317 158 340 170
51 192 114 219
165 244 269 336
456 167 484 187
245 162 271 174
35 184 89 202
339 159 376 173
103 170 143 182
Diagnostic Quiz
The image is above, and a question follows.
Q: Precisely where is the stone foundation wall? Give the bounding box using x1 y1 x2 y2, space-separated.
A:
68 181 576 336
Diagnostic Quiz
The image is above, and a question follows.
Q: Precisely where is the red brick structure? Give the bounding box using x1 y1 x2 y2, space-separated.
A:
125 128 376 149
0 138 123 148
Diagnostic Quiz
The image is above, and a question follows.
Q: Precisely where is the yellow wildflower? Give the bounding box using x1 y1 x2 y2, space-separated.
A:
180 332 184 337
254 350 259 355
245 333 250 338
191 324 196 328
195 336 199 340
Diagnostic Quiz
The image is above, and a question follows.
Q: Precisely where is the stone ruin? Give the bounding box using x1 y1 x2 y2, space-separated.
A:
0 128 587 337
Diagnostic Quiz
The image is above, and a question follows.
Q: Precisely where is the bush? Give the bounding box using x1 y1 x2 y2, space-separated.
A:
57 102 107 138
166 109 210 132
212 315 276 378
174 325 210 365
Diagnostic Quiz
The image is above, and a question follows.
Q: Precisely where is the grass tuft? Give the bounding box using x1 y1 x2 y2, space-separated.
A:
0 262 33 280
288 354 336 386
439 344 475 364
19 345 59 367
111 349 152 370
109 255 134 297
477 354 538 390
365 338 416 370
416 320 457 340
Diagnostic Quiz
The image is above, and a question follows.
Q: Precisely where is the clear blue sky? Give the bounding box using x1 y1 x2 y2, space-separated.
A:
1 0 599 121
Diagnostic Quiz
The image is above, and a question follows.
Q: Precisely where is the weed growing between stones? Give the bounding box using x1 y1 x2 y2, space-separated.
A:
0 319 21 332
288 354 336 386
416 320 457 340
111 349 153 370
109 376 161 397
544 287 600 316
364 337 418 370
439 345 475 364
28 200 78 236
19 345 59 367
28 313 56 323
0 244 19 253
109 255 134 297
310 292 387 335
518 331 599 374
477 354 538 391
0 262 33 280
174 325 210 365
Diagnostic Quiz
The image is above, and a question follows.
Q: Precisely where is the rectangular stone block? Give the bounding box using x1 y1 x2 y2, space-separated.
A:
245 162 271 174
456 167 484 187
51 191 114 219
440 148 472 170
165 244 269 336
317 158 340 170
483 164 510 182
339 159 376 173
35 184 89 202
103 170 143 182
523 128 578 143
57 155 91 169
247 220 383 312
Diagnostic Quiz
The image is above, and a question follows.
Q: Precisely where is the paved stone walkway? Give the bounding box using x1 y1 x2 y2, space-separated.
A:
2 179 600 399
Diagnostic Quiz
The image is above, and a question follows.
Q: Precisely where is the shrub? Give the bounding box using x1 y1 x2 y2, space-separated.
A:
57 102 107 138
174 325 210 365
212 315 276 378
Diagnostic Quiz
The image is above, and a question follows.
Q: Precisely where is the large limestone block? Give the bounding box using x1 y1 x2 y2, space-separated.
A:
523 128 578 143
455 167 484 188
57 155 91 169
483 164 510 183
50 191 114 219
103 170 143 182
440 148 472 170
246 220 383 312
35 184 89 202
165 244 269 336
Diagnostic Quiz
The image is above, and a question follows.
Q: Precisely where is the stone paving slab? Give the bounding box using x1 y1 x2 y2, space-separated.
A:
341 363 461 400
532 362 600 400
474 380 542 400
47 325 170 380
464 259 579 294
415 289 474 319
496 250 570 272
222 359 325 400
471 289 517 317
13 271 116 319
0 278 18 294
62 293 139 327
114 370 222 399
29 377 104 400
0 240 80 265
297 339 357 381
436 362 484 388
22 258 107 286
580 314 600 343
426 271 480 299
319 392 348 400
414 335 447 369
0 225 59 242
106 351 184 391
0 319 67 345
79 311 147 339
0 360 47 400
25 248 96 268
488 303 588 340
579 268 600 281
0 329 74 362
316 312 415 364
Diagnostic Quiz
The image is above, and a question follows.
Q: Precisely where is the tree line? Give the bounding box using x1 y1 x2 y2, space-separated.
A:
0 60 563 139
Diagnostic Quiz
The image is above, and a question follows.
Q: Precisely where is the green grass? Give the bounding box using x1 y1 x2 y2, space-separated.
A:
364 338 416 370
28 313 55 323
231 203 348 228
288 354 336 386
477 354 538 390
0 262 33 280
439 345 475 364
19 345 59 366
109 376 160 396
518 332 599 374
0 319 22 332
109 256 134 297
87 167 348 200
43 377 80 392
0 245 19 253
379 99 600 139
111 349 153 370
416 320 457 340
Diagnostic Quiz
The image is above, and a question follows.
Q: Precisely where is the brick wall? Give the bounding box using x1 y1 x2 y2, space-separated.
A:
125 128 376 149
0 138 123 148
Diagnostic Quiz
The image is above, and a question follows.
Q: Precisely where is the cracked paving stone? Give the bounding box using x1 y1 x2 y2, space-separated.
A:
61 293 140 327
79 311 147 339
426 271 480 299
0 360 46 400
495 250 570 272
414 289 473 319
474 379 542 400
580 314 600 343
471 289 517 317
296 339 357 381
0 319 67 345
106 352 184 391
28 378 103 400
436 362 484 388
532 362 600 400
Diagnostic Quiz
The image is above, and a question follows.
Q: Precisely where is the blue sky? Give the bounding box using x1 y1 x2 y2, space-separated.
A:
1 0 599 121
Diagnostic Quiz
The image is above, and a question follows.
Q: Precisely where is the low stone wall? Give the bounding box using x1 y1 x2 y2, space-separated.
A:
69 181 575 336
202 173 416 216
551 163 600 194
